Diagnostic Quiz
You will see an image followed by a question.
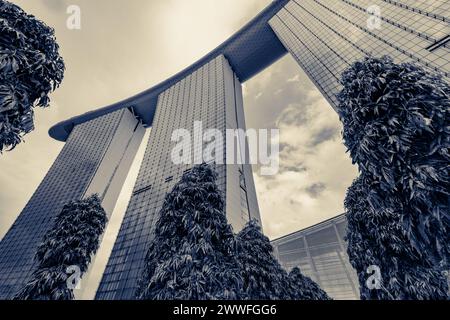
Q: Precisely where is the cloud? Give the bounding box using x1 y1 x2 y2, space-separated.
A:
287 74 300 82
245 56 358 239
40 0 67 11
279 164 307 174
275 103 309 127
305 182 326 198
275 88 284 95
310 126 339 146
242 57 318 131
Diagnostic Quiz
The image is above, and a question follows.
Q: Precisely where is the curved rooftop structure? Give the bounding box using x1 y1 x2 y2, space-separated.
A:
49 0 289 141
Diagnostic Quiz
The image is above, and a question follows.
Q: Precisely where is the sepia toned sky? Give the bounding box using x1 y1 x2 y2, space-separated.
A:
0 0 358 298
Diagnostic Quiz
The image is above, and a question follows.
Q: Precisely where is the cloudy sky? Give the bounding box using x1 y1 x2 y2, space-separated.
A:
1 0 357 297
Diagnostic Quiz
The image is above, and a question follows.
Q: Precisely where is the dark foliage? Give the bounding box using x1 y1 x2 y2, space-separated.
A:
136 164 331 300
236 219 290 299
345 176 449 299
338 56 450 299
236 220 330 300
13 194 107 300
0 0 64 152
288 267 331 300
136 163 243 300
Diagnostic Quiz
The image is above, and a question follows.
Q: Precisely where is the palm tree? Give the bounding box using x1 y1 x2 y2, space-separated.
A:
14 194 107 300
0 0 65 152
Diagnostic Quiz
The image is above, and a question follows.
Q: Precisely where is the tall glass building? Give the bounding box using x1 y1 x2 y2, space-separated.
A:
269 0 450 109
95 56 261 299
271 214 360 300
0 109 145 298
0 0 448 299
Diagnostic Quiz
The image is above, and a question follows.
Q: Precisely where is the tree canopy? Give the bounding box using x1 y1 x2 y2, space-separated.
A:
236 219 290 299
136 162 331 300
338 56 450 299
136 163 243 300
236 219 331 300
288 267 331 300
14 194 107 300
0 0 65 152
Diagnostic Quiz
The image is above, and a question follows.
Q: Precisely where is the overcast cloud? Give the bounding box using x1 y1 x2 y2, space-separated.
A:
0 0 357 298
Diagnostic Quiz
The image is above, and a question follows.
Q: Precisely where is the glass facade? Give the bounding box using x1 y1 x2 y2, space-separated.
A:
95 55 261 300
269 0 450 110
0 109 144 299
272 214 360 300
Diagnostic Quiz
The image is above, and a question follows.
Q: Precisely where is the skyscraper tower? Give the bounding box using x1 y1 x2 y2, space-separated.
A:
0 109 145 298
96 55 261 299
